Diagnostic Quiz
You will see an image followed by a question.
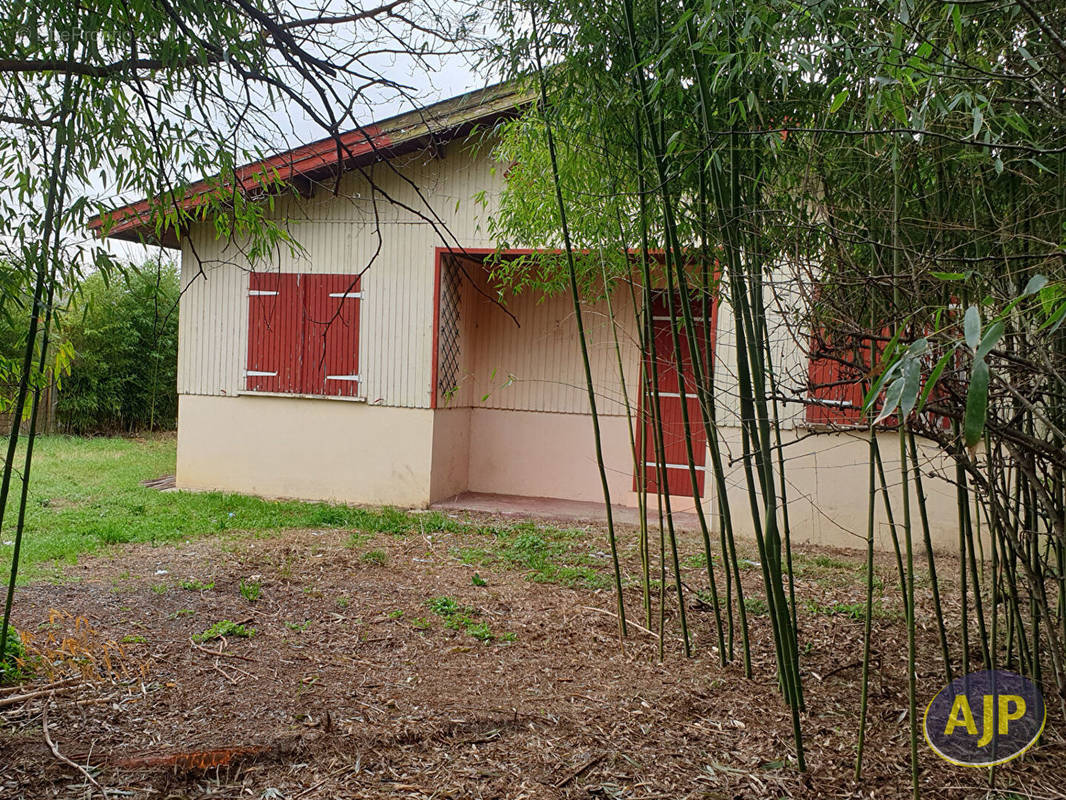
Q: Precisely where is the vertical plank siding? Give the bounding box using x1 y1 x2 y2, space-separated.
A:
178 141 501 407
463 281 643 417
178 134 818 432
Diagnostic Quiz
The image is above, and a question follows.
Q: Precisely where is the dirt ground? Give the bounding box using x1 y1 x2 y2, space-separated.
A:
1 517 1062 799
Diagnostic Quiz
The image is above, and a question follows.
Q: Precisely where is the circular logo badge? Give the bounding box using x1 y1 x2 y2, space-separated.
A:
924 669 1046 767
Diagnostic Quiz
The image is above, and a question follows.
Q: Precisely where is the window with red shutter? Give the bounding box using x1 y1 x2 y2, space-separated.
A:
301 274 361 397
246 272 361 397
247 273 300 393
805 330 883 426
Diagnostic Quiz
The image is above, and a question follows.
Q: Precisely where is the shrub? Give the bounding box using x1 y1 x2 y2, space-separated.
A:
0 629 31 684
56 261 179 433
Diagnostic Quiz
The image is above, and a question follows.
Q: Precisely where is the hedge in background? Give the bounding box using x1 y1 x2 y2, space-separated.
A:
56 263 179 433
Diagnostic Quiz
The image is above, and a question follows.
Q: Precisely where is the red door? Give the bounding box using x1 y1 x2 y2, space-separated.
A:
635 291 717 497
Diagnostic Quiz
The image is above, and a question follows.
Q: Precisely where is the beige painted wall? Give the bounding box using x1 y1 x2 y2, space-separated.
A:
177 394 434 507
464 408 637 503
715 426 962 551
429 407 471 503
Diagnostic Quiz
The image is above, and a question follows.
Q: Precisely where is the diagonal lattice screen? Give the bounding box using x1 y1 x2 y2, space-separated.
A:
437 257 462 405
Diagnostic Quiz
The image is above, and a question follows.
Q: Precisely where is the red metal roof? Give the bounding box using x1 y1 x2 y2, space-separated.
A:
90 82 529 248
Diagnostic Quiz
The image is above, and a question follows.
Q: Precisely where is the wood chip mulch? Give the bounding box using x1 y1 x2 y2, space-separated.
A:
1 524 1062 799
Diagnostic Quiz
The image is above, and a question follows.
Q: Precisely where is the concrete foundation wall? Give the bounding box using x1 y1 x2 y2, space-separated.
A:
176 394 434 507
177 394 962 552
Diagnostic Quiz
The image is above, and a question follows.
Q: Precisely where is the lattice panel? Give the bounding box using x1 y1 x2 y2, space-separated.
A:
437 258 462 404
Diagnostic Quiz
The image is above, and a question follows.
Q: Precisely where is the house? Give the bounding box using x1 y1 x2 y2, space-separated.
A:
93 83 961 551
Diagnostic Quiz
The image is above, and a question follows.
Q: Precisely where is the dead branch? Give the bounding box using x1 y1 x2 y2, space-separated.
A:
42 699 108 800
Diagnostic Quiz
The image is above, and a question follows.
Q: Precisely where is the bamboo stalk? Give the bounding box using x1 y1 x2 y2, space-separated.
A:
528 7 626 641
855 423 878 779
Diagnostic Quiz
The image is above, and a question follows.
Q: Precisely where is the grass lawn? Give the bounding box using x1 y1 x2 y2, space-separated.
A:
0 434 608 586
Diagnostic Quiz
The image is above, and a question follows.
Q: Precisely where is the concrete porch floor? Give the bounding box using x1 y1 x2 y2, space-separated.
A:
431 491 704 531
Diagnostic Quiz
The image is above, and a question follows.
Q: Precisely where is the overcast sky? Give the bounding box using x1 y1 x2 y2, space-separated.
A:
108 12 498 265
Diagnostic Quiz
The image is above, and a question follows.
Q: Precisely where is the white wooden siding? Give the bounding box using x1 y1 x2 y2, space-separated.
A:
178 140 502 408
178 135 811 423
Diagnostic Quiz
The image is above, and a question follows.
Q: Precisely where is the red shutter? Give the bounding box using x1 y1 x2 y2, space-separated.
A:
247 273 300 393
806 330 887 426
300 274 361 397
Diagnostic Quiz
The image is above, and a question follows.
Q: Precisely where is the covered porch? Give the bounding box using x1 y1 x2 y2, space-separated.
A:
425 249 713 518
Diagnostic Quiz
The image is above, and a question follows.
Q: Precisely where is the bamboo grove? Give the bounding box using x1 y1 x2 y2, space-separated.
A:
485 0 1066 789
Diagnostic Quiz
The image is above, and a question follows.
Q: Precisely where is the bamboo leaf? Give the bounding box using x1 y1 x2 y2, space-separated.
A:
963 306 980 350
881 325 904 366
862 359 900 414
975 320 1004 360
875 375 905 425
862 324 906 414
917 349 955 412
1021 274 1047 296
829 89 850 113
906 338 929 358
900 357 921 418
1040 300 1066 333
963 358 990 448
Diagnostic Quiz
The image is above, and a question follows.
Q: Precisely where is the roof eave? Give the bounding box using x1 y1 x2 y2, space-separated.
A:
90 81 531 250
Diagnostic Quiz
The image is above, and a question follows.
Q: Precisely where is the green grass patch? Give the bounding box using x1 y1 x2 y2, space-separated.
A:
360 549 388 566
193 619 256 642
744 596 770 616
449 523 610 590
788 552 859 577
803 598 900 621
682 552 708 569
426 595 514 643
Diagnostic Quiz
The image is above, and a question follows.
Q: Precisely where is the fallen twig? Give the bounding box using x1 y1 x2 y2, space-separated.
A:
0 676 82 696
0 683 80 709
554 752 604 789
42 699 109 800
211 662 240 686
579 606 658 639
189 638 256 662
